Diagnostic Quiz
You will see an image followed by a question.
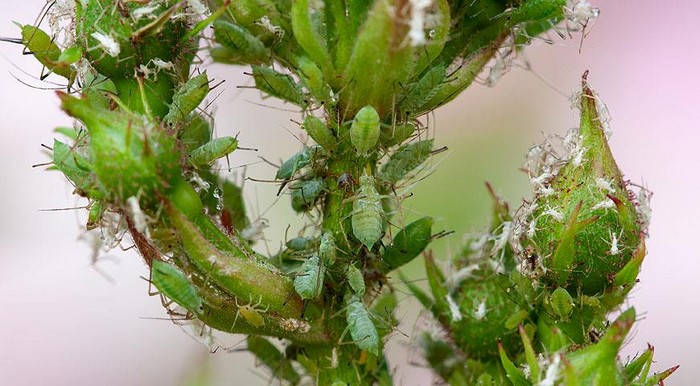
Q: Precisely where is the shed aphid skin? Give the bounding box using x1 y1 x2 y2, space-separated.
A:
352 174 384 249
126 195 150 238
241 218 269 243
564 0 600 34
445 294 462 322
608 230 620 255
90 31 120 57
407 0 433 46
473 299 487 321
150 260 204 315
256 16 285 38
350 105 380 156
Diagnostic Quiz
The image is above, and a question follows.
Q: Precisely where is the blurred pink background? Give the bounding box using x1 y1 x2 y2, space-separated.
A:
1 1 698 384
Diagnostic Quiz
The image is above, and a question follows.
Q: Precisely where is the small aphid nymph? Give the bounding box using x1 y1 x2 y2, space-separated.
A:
350 105 380 156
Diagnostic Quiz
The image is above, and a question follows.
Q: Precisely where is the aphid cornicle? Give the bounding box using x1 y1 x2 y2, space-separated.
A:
350 105 381 156
151 260 203 314
345 294 379 355
352 175 384 249
293 254 325 300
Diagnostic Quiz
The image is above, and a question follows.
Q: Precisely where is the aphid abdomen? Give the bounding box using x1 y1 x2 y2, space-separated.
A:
151 260 203 314
164 72 210 124
350 105 380 156
294 254 325 300
213 20 268 64
290 178 325 212
252 66 307 107
187 136 238 167
346 295 379 355
352 175 384 249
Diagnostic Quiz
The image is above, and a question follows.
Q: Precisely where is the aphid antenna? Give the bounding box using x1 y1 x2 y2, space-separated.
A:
517 56 570 99
238 96 302 114
211 159 263 172
0 37 23 45
8 71 68 90
38 205 89 212
31 160 53 168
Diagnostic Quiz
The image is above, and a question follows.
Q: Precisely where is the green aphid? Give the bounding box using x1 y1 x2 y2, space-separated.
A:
381 122 415 148
319 232 337 266
178 114 212 152
164 73 210 124
383 216 433 272
290 178 325 212
86 201 103 230
303 115 336 151
151 260 203 314
16 24 75 80
275 146 322 180
352 175 384 249
504 0 566 26
345 294 379 355
350 105 381 156
550 287 574 321
346 265 365 296
187 136 238 167
252 66 307 107
294 254 325 300
51 139 93 196
379 139 434 185
400 65 446 115
296 56 333 105
286 236 318 252
213 20 268 64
